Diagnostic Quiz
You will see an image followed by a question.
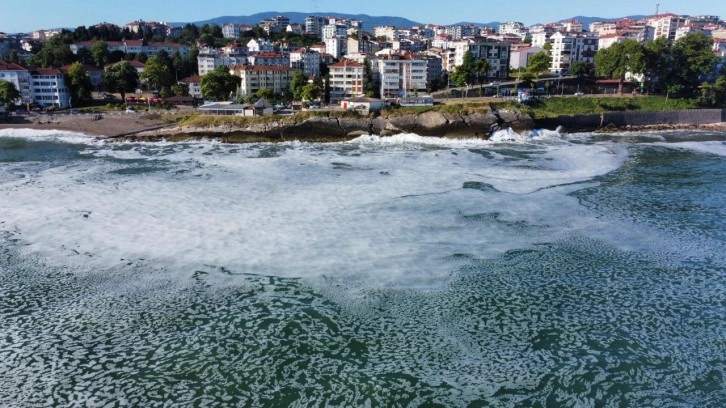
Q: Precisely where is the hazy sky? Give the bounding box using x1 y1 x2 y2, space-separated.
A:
1 0 724 33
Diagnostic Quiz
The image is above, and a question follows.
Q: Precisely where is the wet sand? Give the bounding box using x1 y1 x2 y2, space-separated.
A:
0 112 169 137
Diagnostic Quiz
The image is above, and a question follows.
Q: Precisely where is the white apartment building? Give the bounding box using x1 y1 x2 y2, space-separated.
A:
197 46 248 76
0 62 72 108
0 61 32 105
222 24 241 39
549 31 599 73
179 76 202 98
322 24 347 40
248 52 289 67
453 38 511 80
325 37 347 59
305 16 327 38
328 60 365 102
646 13 686 43
289 49 321 78
230 65 296 97
374 26 398 41
498 22 527 36
377 54 427 98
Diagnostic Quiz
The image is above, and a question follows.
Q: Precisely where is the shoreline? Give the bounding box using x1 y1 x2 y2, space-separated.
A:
2 111 726 142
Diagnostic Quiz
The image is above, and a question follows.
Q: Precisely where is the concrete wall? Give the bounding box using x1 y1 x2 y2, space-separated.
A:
535 109 726 131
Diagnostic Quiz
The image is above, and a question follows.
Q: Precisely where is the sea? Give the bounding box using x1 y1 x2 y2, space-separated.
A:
0 127 724 407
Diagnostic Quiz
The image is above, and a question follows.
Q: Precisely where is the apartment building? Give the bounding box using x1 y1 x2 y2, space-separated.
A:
289 49 321 78
0 62 73 108
197 46 248 76
328 60 365 102
222 24 241 39
69 40 191 57
377 53 427 98
248 52 289 67
646 13 686 43
453 38 511 80
229 65 296 96
0 60 31 105
549 31 599 73
509 46 545 70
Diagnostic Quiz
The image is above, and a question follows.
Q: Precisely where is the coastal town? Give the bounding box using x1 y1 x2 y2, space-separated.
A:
1 10 726 116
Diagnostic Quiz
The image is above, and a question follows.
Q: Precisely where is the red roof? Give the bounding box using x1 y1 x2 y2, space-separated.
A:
0 60 27 71
180 75 201 83
230 64 295 72
59 63 104 73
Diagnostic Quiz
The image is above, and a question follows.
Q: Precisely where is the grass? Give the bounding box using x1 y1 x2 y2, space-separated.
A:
515 95 701 119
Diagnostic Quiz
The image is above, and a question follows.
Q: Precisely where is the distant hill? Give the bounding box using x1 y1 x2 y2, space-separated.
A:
173 11 423 30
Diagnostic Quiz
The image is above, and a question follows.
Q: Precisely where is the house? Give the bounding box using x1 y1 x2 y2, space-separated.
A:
197 46 247 76
229 65 296 97
328 60 365 103
198 100 273 116
252 98 273 115
179 76 202 98
247 39 274 54
69 40 191 57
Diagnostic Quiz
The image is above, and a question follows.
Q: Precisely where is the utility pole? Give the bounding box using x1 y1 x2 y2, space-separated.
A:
655 3 660 15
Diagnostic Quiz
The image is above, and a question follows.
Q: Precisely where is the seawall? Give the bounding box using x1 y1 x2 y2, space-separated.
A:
534 109 726 132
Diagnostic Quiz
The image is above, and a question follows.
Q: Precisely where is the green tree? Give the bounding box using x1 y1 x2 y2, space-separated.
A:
290 71 308 101
474 59 492 95
450 50 476 87
255 88 274 101
0 80 22 111
668 32 720 95
135 52 148 63
644 37 670 94
29 34 75 67
66 62 93 102
91 40 110 68
140 55 173 92
200 66 239 101
171 82 190 97
364 59 379 97
594 39 646 94
301 83 321 101
527 52 550 78
103 61 139 102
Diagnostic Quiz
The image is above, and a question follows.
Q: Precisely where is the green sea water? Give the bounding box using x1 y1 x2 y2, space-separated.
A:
0 130 724 407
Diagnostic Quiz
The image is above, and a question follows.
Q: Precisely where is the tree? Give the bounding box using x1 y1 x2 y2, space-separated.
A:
255 88 274 101
200 65 239 101
364 59 379 97
103 61 139 102
0 81 21 111
67 62 93 102
668 32 720 95
91 41 110 68
171 82 190 97
644 37 670 94
290 71 308 101
474 59 491 95
140 55 173 92
527 52 550 78
301 83 321 101
29 33 75 67
594 39 646 94
450 50 476 87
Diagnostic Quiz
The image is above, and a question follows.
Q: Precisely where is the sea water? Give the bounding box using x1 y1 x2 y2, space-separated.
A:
0 128 724 407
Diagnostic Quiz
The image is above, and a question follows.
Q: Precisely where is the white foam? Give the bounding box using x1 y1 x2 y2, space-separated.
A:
0 128 98 144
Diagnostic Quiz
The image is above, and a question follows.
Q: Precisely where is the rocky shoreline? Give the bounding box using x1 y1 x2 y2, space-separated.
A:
2 108 725 142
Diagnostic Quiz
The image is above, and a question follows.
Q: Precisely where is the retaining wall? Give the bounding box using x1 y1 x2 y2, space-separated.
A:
535 109 726 131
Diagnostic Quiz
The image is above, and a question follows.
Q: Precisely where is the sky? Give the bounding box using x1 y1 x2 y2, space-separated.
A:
1 0 724 33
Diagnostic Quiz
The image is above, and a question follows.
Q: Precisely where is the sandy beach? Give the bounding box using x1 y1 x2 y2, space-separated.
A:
0 111 169 137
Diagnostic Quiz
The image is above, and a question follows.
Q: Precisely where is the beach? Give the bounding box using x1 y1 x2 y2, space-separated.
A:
0 111 169 137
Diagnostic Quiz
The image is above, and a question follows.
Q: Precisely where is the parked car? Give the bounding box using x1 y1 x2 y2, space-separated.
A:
574 91 584 96
489 81 500 86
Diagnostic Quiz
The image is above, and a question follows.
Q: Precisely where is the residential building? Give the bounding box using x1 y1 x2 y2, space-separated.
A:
179 75 202 98
69 40 191 57
509 46 545 70
247 39 274 54
229 64 296 97
498 22 528 36
598 34 627 50
377 53 427 98
549 31 599 73
59 64 104 91
322 24 347 40
419 54 443 87
222 24 241 39
289 49 321 78
453 38 511 80
287 24 303 35
562 20 584 33
305 16 327 38
197 46 247 76
248 52 289 67
374 26 398 41
325 37 346 59
646 13 686 43
0 60 31 105
328 60 365 102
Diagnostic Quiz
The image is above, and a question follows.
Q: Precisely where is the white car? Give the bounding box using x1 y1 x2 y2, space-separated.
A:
489 81 500 86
